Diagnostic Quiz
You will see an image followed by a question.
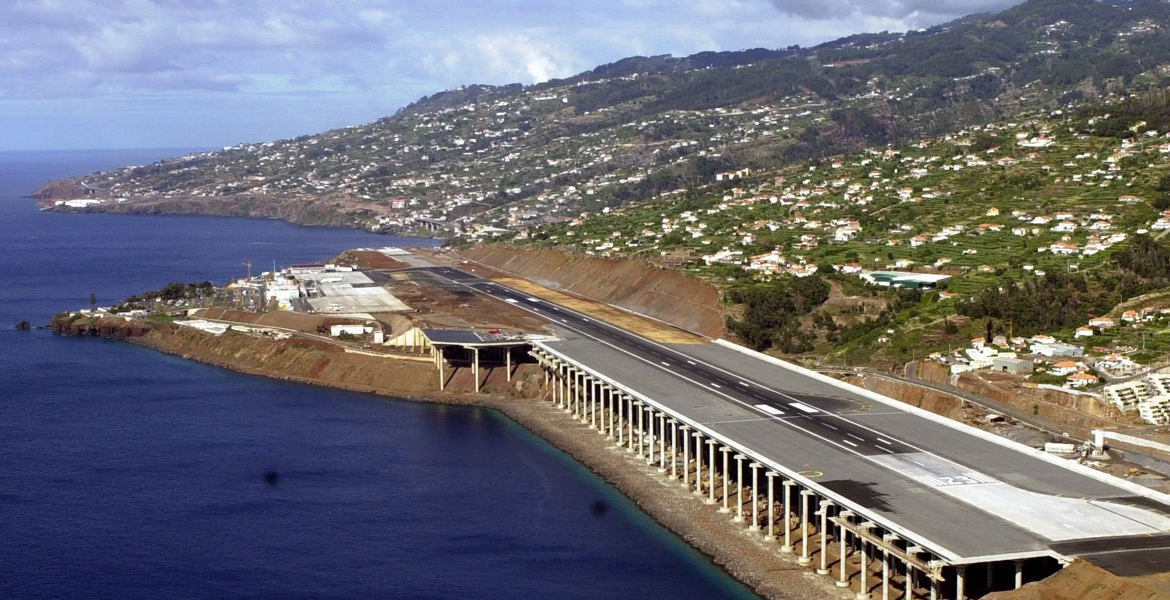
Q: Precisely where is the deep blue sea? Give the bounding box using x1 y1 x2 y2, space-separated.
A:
0 150 759 599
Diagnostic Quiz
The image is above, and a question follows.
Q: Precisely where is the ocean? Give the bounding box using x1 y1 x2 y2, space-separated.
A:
0 150 760 599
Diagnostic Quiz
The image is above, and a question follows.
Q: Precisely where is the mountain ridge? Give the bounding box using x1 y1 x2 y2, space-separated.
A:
35 0 1170 238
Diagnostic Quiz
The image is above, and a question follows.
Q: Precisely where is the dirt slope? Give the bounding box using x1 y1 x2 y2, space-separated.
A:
461 246 726 338
985 560 1165 600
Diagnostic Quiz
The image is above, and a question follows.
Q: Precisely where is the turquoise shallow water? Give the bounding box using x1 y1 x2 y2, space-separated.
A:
0 150 761 600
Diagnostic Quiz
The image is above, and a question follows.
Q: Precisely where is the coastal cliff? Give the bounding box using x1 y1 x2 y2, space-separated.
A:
35 190 376 230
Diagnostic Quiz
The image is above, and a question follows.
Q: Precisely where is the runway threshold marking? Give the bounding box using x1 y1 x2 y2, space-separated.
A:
790 402 819 414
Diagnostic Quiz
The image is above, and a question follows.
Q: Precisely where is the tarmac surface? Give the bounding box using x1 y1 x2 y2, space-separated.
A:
420 265 1170 569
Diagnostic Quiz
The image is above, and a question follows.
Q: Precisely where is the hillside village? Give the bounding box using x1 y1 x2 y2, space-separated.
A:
512 106 1170 427
47 82 842 237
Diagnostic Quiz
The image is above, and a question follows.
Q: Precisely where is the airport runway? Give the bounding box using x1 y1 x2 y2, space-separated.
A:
420 266 1170 567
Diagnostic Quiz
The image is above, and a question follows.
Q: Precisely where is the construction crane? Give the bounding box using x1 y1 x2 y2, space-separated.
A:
242 261 253 280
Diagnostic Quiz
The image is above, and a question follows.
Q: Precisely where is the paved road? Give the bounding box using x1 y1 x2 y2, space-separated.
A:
420 266 1170 568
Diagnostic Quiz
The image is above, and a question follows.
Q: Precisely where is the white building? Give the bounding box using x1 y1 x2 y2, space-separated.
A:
1148 372 1170 396
1139 395 1170 426
1103 380 1152 413
330 324 373 337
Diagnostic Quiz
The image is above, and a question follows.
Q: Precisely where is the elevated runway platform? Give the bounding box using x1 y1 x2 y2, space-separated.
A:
417 265 1170 598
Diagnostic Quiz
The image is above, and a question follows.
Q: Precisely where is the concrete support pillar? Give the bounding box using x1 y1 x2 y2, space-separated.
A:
577 375 585 421
719 448 732 513
799 490 813 565
692 432 704 496
669 420 679 480
571 371 579 417
987 561 995 592
615 393 625 446
882 550 890 600
561 366 568 408
765 472 777 541
568 369 575 414
837 511 854 589
681 426 691 488
643 407 654 464
930 577 939 600
858 538 870 600
734 455 745 523
564 368 571 412
905 562 914 600
551 364 558 405
781 480 795 553
706 440 717 505
817 500 834 575
505 348 511 382
956 566 966 600
613 385 622 437
470 346 479 392
1014 560 1024 590
437 348 445 391
636 403 646 460
627 396 636 454
658 413 667 473
749 463 760 531
647 408 658 466
590 380 598 429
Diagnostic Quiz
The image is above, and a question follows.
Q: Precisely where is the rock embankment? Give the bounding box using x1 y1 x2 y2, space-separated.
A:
51 314 539 401
461 246 726 338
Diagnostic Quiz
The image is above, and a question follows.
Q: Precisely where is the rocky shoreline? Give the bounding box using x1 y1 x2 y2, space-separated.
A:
52 313 844 600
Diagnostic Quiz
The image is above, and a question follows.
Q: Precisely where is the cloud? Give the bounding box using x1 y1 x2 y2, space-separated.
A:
766 0 1025 23
0 0 1019 150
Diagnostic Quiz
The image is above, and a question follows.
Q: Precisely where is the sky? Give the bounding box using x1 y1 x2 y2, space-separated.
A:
0 0 1026 151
